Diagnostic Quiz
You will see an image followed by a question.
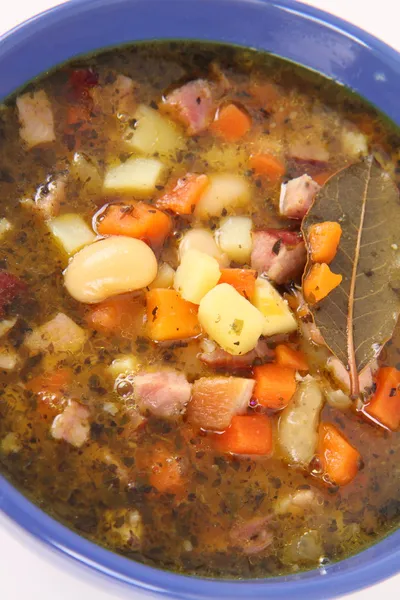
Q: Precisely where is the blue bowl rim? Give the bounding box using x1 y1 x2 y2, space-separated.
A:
1 0 400 598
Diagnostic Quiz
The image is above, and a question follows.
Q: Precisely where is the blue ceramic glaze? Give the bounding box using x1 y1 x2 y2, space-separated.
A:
0 1 399 598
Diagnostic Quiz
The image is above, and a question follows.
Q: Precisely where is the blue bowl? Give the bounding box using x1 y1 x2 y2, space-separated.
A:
1 1 400 598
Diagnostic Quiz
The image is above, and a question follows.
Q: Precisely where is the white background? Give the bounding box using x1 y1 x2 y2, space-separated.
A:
0 1 399 599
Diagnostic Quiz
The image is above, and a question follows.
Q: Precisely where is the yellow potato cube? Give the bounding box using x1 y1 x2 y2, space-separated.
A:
125 104 184 156
216 216 253 263
174 249 221 304
253 277 297 336
195 173 250 218
198 283 265 355
103 157 165 195
48 213 95 256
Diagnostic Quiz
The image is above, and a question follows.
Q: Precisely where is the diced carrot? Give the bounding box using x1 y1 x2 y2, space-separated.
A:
27 368 72 420
308 221 342 264
86 294 145 337
248 81 281 109
148 445 184 494
215 414 273 455
210 103 252 142
146 288 200 341
313 171 333 186
156 173 209 215
364 367 400 430
253 363 297 410
97 201 172 249
303 263 342 304
249 153 285 184
275 344 308 371
219 269 257 300
318 422 361 486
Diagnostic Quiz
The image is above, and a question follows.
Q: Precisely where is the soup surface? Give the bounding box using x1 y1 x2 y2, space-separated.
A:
1 42 400 578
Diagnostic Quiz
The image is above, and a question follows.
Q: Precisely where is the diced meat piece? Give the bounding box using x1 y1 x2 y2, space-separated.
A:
102 508 143 549
34 174 67 219
326 356 378 397
51 400 90 447
279 174 320 220
199 339 274 371
229 516 273 555
251 230 306 285
24 312 88 354
187 376 254 431
133 370 192 419
161 79 215 135
288 139 330 163
0 347 19 370
69 68 99 100
0 271 27 318
92 74 136 119
16 90 55 148
275 488 322 515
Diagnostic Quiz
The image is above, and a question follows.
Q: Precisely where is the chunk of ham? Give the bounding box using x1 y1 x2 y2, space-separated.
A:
0 271 27 318
133 370 192 419
24 312 88 354
251 230 306 285
161 79 215 135
187 376 254 431
51 400 90 447
16 90 55 148
199 339 274 371
279 175 320 220
229 516 273 555
92 74 136 119
34 174 66 219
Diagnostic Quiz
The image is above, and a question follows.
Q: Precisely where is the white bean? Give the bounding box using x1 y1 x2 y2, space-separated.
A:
64 236 157 303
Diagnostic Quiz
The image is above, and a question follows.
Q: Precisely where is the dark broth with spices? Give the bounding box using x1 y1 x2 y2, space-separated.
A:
0 42 400 578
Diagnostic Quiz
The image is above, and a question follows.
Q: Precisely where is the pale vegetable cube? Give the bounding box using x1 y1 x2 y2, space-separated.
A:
279 376 324 465
16 90 55 148
148 262 175 289
103 157 165 195
103 402 119 416
48 213 96 255
174 249 221 304
0 317 17 338
216 216 252 263
1 432 21 454
341 129 368 157
125 104 184 156
0 218 13 239
0 348 19 370
108 354 141 378
198 283 265 355
201 144 248 171
179 229 229 267
195 173 251 218
24 312 87 354
253 277 297 336
71 152 102 192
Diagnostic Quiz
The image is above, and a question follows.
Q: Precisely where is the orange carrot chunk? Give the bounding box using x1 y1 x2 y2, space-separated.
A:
219 268 257 300
364 367 400 430
210 103 252 142
253 363 297 410
248 153 285 184
149 445 184 494
308 221 342 264
146 288 201 342
275 344 308 371
318 422 361 486
86 294 145 337
215 414 273 455
156 173 209 215
97 201 172 249
27 368 72 420
303 263 342 304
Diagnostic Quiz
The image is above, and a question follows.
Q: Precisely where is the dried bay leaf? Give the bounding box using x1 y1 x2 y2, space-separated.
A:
302 157 400 396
